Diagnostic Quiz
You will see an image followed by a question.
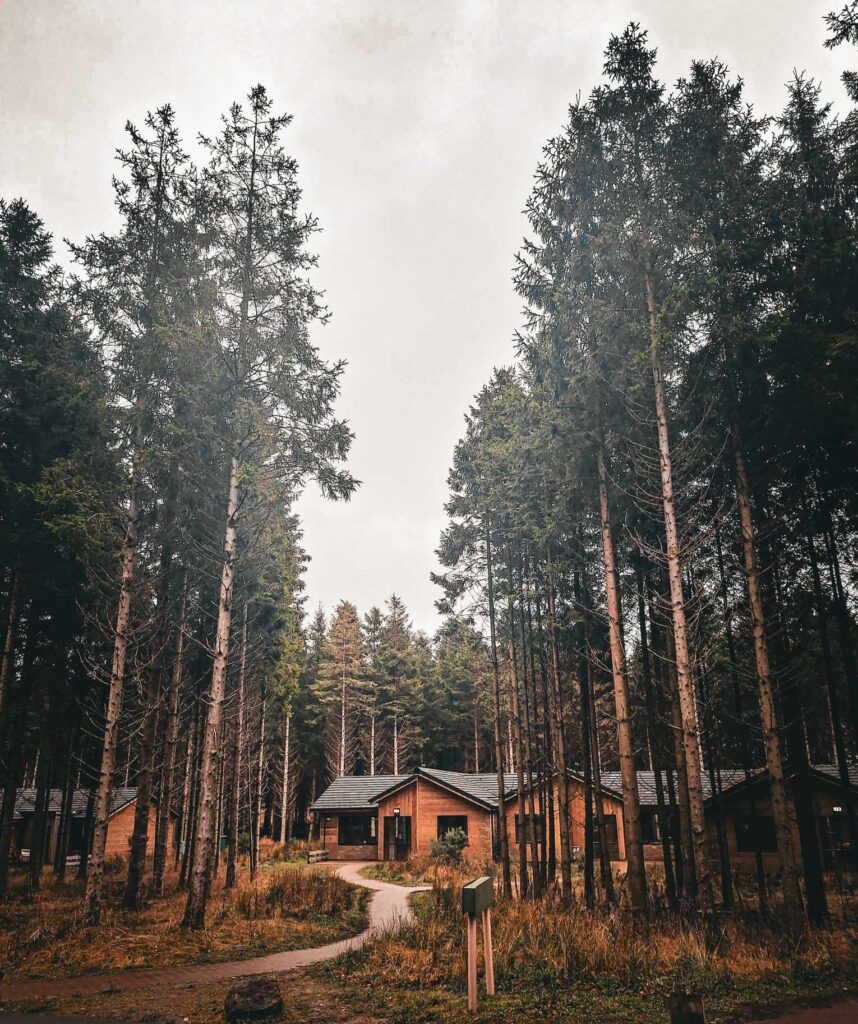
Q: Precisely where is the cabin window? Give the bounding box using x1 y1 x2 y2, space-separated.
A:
437 815 468 841
734 815 777 853
821 812 849 869
514 814 545 844
338 814 376 846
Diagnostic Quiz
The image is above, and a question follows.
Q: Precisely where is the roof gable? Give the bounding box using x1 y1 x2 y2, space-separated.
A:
311 768 519 814
309 764 858 817
418 768 518 809
309 775 409 813
14 787 141 818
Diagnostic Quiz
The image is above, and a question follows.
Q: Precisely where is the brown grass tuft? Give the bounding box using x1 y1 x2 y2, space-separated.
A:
344 870 858 1001
0 862 366 982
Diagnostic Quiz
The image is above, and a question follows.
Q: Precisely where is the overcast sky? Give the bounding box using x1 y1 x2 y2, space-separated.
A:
1 0 852 633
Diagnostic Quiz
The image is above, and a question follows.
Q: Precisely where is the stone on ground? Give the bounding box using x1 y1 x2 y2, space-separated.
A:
224 976 284 1021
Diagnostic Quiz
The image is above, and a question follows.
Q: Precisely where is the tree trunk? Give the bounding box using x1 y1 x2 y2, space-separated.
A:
226 603 247 889
597 449 647 914
509 639 530 899
123 674 161 908
182 452 240 930
635 560 677 910
370 713 376 776
731 438 804 918
517 556 542 897
485 516 512 896
29 686 54 890
54 718 78 878
0 563 21 717
178 687 200 883
153 577 187 896
214 747 226 875
250 697 265 881
714 520 768 914
532 589 557 884
279 713 291 845
588 672 615 904
696 645 733 910
546 554 574 904
125 501 182 908
763 521 828 925
807 530 858 869
579 623 596 909
83 477 140 924
645 275 713 910
823 520 858 744
472 696 480 774
665 625 696 900
339 647 347 777
76 789 96 881
0 608 37 895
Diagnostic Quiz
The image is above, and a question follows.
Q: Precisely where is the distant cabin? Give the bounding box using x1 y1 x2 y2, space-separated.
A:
311 768 519 864
310 764 856 870
11 787 176 866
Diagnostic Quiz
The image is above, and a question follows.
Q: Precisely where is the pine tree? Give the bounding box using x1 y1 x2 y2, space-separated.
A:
71 106 193 923
181 86 354 931
378 595 417 774
315 601 363 779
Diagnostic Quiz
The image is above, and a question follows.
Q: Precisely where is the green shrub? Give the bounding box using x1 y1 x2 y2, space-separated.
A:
430 827 468 864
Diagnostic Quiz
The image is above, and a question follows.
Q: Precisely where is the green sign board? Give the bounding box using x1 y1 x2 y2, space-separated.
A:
461 875 494 916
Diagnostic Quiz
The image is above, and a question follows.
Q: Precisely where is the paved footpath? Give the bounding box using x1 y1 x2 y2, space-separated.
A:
0 863 428 1004
748 998 858 1024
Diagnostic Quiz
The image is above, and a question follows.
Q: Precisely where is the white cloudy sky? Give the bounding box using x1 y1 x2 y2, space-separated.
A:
1 0 852 633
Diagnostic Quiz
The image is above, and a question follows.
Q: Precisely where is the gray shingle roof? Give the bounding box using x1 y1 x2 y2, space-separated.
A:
418 768 519 808
598 770 750 806
310 763 858 816
311 768 520 813
310 775 409 812
599 765 858 806
14 787 139 819
811 763 858 789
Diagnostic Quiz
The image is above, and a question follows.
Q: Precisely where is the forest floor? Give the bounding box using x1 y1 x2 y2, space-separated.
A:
3 861 858 1023
0 861 366 982
3 960 857 1024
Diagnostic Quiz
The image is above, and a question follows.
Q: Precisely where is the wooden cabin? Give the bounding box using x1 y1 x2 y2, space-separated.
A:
12 787 176 865
501 770 628 863
312 764 856 872
311 768 517 865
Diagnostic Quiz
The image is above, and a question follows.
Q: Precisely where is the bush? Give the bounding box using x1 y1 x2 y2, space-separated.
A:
236 867 357 921
430 827 468 864
260 837 309 863
345 878 858 999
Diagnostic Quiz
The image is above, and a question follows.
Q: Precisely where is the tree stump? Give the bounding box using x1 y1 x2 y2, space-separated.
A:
224 977 284 1021
669 992 705 1024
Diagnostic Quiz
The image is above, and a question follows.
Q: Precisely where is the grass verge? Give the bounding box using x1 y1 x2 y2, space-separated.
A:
0 864 367 981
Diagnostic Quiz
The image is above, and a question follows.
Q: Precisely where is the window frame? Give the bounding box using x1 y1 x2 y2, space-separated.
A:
514 813 546 845
593 813 620 859
436 814 469 843
337 813 376 847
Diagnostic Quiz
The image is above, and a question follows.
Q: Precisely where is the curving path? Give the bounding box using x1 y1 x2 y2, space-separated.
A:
0 862 428 1004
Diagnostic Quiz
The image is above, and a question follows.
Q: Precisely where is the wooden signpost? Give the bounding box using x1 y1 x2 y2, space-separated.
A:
461 875 495 1014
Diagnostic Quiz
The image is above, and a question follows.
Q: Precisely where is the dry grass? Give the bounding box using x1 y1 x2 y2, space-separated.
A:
359 856 479 888
342 872 858 1003
0 862 367 982
259 837 310 865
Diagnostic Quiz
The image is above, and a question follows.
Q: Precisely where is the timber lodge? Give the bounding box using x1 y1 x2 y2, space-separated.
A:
310 764 856 868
